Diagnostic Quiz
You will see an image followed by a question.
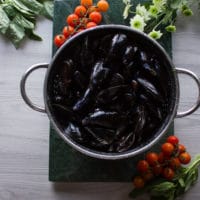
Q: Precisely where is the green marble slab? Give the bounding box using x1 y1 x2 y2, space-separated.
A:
49 0 173 182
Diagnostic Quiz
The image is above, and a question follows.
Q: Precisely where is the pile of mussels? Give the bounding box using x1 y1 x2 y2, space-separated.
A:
50 32 170 153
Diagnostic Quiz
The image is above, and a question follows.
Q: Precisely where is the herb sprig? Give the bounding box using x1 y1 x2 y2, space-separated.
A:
0 0 53 48
122 0 198 40
130 154 200 200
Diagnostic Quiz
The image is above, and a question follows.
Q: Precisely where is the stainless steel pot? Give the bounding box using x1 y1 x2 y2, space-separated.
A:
20 25 200 160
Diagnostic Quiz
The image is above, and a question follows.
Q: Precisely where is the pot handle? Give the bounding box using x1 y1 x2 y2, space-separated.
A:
176 68 200 118
20 63 48 113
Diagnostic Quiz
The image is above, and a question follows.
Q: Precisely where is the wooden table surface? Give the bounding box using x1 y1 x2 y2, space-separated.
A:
0 7 200 200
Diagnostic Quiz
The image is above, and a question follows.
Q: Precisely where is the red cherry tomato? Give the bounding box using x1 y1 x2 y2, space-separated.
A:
158 152 165 163
169 157 181 170
178 144 186 154
167 135 179 145
66 13 79 27
86 21 97 28
89 11 102 24
97 0 109 12
62 26 75 38
162 167 175 180
133 176 145 189
146 152 159 166
74 5 87 17
142 170 154 182
54 34 66 47
137 160 149 173
179 152 191 164
161 142 175 156
152 163 163 176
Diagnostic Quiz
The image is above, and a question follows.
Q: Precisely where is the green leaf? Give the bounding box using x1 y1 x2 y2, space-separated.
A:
40 1 54 19
6 20 25 48
0 5 10 34
2 4 18 20
25 29 42 41
12 14 35 29
19 0 43 15
10 0 35 17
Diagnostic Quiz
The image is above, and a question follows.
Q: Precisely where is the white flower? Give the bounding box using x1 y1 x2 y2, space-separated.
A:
153 0 166 5
148 30 163 39
130 14 146 32
136 4 150 21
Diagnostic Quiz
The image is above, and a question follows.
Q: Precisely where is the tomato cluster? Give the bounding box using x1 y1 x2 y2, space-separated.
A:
54 0 110 47
133 135 191 189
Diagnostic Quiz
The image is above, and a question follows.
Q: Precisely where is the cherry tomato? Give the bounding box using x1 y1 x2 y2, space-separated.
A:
167 135 179 146
74 5 87 17
152 164 163 176
133 176 145 189
54 34 66 47
142 170 154 182
137 160 149 173
86 21 97 28
97 0 109 12
158 152 165 164
179 152 191 164
89 11 102 24
80 0 93 8
146 152 159 166
178 144 186 154
162 167 175 180
161 142 175 156
62 26 74 38
169 157 181 170
66 13 79 27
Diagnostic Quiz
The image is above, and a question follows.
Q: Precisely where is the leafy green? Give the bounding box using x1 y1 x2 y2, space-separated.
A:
0 6 10 34
129 154 200 200
0 0 53 48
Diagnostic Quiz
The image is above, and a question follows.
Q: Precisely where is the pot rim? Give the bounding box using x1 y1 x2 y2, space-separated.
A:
44 24 180 160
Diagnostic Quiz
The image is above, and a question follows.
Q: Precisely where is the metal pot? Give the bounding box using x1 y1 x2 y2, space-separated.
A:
20 25 200 160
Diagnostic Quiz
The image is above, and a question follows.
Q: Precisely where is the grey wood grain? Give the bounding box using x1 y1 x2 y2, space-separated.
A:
0 9 200 200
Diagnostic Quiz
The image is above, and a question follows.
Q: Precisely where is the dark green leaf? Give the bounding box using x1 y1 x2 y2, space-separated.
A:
19 0 43 15
2 4 18 20
13 14 35 29
25 29 42 41
11 0 35 17
184 167 198 192
6 21 25 48
0 6 10 34
40 1 54 19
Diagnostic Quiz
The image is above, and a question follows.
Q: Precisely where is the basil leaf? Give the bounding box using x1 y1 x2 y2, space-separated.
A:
25 29 42 41
13 14 35 30
40 1 54 19
6 21 25 48
150 182 176 200
2 4 18 20
184 167 198 192
0 6 10 34
10 0 35 17
19 0 43 15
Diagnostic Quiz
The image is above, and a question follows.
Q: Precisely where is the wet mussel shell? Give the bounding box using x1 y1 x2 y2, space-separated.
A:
45 25 178 160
